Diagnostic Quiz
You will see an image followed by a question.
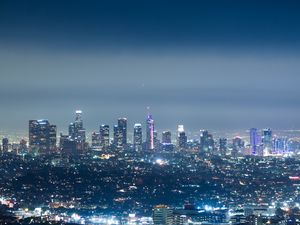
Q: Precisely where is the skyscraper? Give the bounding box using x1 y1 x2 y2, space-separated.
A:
262 128 272 150
113 125 123 150
200 130 214 153
118 118 127 147
162 131 172 144
100 124 110 150
177 125 187 150
91 132 101 147
29 119 56 154
133 123 142 151
250 128 259 155
219 138 227 156
146 114 154 150
49 124 57 151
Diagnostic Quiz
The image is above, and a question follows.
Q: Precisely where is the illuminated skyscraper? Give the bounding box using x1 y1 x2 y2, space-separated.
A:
200 130 214 153
113 125 123 149
162 131 172 144
133 123 142 151
118 118 127 147
74 110 83 131
91 132 101 147
100 124 110 150
29 119 56 154
262 128 272 149
69 110 86 151
146 114 154 150
177 125 187 149
250 128 259 155
232 136 244 157
49 124 57 151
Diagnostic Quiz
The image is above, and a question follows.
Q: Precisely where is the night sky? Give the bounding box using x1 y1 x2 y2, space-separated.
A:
0 0 300 133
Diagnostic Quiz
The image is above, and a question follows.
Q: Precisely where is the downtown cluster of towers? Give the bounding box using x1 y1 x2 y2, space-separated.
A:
27 110 188 155
0 110 290 156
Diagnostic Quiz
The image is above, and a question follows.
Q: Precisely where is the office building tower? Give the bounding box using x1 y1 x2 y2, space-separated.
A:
153 205 173 225
113 125 123 149
250 128 259 155
68 123 75 139
262 128 272 149
49 125 57 151
200 130 214 153
29 119 56 154
59 133 69 149
100 125 110 150
219 138 227 156
162 131 172 144
133 123 142 151
118 118 127 147
91 132 101 147
232 136 244 157
2 138 9 152
146 114 155 150
74 110 83 131
177 125 187 149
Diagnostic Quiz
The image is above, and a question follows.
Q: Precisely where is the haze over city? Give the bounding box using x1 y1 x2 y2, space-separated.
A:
0 0 300 132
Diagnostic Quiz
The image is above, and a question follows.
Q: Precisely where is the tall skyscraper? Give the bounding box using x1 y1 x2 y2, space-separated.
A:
232 136 244 157
162 131 172 144
100 124 110 150
250 128 259 155
200 130 214 153
118 118 127 147
146 114 154 150
29 119 56 154
133 123 142 151
177 125 187 149
69 110 86 152
49 124 57 151
113 125 123 150
262 128 272 150
74 110 83 131
91 132 101 147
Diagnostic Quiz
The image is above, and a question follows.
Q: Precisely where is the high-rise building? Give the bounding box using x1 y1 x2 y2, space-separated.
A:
262 128 272 149
100 125 110 150
49 125 57 151
177 125 187 149
91 132 101 147
200 130 214 153
146 114 155 150
153 205 173 225
29 119 56 154
69 110 86 152
133 123 142 151
250 128 259 155
219 138 227 156
74 110 83 131
232 136 244 157
68 123 75 139
162 131 172 144
113 125 123 150
118 118 127 147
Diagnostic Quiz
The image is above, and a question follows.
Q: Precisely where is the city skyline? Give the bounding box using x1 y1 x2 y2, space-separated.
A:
0 0 300 131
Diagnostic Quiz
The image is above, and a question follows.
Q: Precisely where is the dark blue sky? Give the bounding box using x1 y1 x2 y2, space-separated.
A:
0 0 300 133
